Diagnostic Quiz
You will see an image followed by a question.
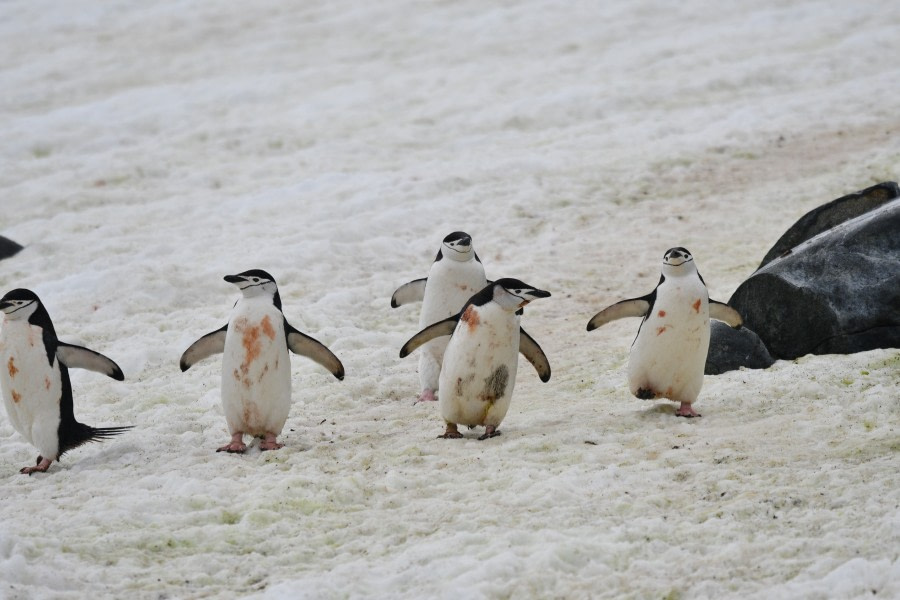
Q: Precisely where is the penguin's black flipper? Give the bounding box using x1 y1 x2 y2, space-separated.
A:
56 343 125 381
285 321 345 380
399 316 459 358
709 300 743 328
519 327 551 383
586 297 652 331
179 325 227 372
391 278 427 308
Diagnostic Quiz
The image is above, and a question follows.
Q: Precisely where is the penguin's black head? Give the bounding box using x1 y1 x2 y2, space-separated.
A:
443 231 472 246
663 247 693 267
224 269 276 285
492 278 551 311
0 288 42 320
224 270 280 305
441 231 474 262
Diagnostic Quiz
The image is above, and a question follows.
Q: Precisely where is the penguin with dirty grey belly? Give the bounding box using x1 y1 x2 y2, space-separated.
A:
391 231 487 404
180 270 344 453
0 289 130 475
400 278 551 439
586 247 743 417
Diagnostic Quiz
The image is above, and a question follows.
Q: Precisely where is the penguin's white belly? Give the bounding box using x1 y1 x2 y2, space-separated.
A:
418 259 487 390
628 281 709 404
221 307 291 437
0 321 62 457
439 304 519 427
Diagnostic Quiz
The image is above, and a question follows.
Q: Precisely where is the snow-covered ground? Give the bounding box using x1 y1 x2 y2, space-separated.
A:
1 1 898 598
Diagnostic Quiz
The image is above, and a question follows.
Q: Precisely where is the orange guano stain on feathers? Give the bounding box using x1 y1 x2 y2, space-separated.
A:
461 305 480 331
658 310 666 318
239 317 276 387
656 326 668 336
7 357 18 378
241 326 263 370
11 390 21 403
44 376 51 390
260 315 276 340
692 299 702 313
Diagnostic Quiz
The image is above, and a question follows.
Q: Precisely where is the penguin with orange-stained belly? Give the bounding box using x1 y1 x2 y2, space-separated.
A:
0 289 129 475
180 270 344 452
587 248 743 417
400 278 551 439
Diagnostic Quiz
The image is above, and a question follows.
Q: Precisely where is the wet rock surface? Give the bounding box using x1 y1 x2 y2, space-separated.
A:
728 183 900 360
706 321 775 375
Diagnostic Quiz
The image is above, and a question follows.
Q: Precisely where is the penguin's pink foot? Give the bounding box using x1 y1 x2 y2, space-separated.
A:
438 423 463 439
20 457 52 475
259 433 283 451
478 426 502 441
217 433 247 453
414 389 436 404
675 403 701 418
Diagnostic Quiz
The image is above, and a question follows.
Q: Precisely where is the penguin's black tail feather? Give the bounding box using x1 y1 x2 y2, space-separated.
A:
58 422 134 458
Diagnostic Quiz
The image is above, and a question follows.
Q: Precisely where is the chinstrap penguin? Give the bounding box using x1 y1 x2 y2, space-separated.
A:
586 247 743 417
400 278 551 439
180 270 344 453
391 231 487 404
0 289 130 475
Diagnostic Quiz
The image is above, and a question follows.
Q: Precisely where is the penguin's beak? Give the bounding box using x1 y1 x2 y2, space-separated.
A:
223 275 245 284
517 289 551 308
0 300 12 311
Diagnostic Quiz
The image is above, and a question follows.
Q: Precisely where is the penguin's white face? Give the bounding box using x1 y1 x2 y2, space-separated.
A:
0 297 39 321
491 279 552 311
442 233 475 262
224 272 278 299
662 247 698 276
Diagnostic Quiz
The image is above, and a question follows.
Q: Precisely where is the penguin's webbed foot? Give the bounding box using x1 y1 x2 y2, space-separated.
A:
438 423 463 439
259 433 283 451
414 389 436 405
20 457 52 475
216 442 247 453
217 433 248 453
675 403 701 418
478 426 502 441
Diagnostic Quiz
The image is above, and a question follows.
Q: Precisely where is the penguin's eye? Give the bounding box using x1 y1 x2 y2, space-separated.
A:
252 278 259 282
515 290 522 294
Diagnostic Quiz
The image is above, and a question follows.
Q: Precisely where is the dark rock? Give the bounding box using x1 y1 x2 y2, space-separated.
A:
0 236 23 260
758 181 899 268
729 186 900 360
706 322 775 375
